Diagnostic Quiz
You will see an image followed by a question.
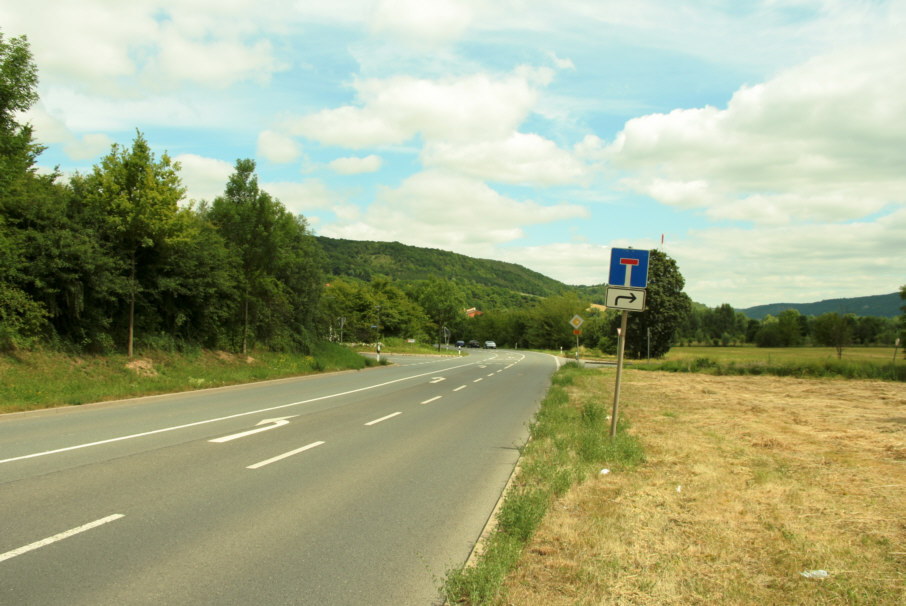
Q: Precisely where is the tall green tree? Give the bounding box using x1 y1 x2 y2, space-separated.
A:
208 159 275 353
0 31 51 349
71 132 184 356
411 277 465 351
151 203 238 348
524 292 588 350
812 312 855 359
777 309 804 347
207 159 324 353
609 249 691 359
0 31 40 191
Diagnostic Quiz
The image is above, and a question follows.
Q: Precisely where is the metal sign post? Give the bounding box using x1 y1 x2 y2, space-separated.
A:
610 311 629 438
569 315 584 363
607 248 650 439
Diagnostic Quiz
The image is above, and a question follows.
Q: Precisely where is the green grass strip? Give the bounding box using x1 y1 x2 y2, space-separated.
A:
440 363 645 605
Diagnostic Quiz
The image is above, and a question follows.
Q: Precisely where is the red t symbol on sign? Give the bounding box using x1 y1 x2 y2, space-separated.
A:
620 258 639 286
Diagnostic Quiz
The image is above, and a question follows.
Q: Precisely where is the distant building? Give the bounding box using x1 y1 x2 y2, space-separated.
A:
464 307 483 318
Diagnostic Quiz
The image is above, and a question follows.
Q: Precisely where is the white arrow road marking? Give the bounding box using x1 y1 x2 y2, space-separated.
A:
1 359 485 466
365 412 402 426
0 514 125 563
246 441 325 470
208 416 298 443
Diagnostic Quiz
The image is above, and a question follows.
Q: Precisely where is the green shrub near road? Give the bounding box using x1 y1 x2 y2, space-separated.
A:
0 342 373 414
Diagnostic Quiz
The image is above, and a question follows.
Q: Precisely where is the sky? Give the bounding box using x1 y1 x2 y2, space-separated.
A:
3 0 904 308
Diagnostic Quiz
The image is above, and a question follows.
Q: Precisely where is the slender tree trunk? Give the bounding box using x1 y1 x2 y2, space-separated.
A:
128 252 135 357
242 289 249 355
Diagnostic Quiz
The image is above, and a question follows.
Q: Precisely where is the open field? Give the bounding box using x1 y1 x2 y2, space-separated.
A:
663 345 902 365
499 369 906 605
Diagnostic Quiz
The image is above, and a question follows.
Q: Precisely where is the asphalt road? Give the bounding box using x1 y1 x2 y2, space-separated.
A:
0 349 559 605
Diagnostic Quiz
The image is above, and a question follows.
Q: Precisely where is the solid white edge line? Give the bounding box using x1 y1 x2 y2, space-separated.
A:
365 412 402 426
246 441 325 470
2 358 483 465
0 514 125 563
420 396 442 405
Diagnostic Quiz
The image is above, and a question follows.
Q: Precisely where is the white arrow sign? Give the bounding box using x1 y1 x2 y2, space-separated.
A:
209 416 297 443
606 285 647 312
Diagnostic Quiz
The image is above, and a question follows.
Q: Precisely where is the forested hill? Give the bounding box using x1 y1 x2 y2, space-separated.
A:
317 237 576 302
317 237 898 318
740 292 902 319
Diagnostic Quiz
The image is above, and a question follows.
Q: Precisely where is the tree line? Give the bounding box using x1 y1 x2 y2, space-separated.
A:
3 32 902 359
2 32 698 358
676 302 904 355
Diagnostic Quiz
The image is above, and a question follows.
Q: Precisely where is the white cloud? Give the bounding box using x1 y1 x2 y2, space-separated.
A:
2 0 290 96
288 68 550 148
144 24 283 90
320 170 588 253
63 133 114 161
263 180 340 216
23 101 114 161
257 130 301 164
607 38 906 224
497 242 611 286
546 51 575 71
422 132 587 186
370 0 476 45
671 206 906 307
174 153 234 202
37 87 233 133
328 155 383 174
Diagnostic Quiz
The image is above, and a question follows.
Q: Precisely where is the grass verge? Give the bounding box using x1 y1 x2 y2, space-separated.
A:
641 346 905 382
496 370 906 605
650 354 905 381
440 363 645 604
0 341 375 414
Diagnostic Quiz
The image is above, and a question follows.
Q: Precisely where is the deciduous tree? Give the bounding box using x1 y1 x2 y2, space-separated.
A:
609 249 691 359
812 312 854 359
72 132 184 356
207 159 324 353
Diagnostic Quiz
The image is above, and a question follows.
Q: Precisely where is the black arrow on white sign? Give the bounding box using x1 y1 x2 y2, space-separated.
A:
614 292 637 305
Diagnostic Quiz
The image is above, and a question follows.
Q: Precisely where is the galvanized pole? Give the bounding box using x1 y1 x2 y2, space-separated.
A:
610 310 629 438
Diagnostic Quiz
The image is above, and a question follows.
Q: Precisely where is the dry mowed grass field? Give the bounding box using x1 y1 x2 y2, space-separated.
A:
502 370 906 605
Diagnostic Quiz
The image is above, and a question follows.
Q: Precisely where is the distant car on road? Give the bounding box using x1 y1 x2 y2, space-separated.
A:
484 340 496 349
455 340 465 348
468 340 481 348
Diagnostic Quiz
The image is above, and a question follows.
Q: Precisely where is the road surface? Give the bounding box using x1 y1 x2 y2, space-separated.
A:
0 349 559 605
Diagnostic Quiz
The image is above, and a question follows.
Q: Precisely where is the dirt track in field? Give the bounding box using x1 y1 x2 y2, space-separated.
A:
502 371 906 605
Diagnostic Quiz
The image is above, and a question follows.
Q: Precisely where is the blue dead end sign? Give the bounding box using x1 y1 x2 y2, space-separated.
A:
608 248 650 288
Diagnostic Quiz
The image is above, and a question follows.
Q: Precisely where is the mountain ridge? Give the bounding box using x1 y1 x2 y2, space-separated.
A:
317 237 901 318
739 292 902 319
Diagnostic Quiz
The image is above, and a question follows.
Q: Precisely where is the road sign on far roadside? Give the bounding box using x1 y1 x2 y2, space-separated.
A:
569 314 584 329
605 285 647 312
608 248 650 288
